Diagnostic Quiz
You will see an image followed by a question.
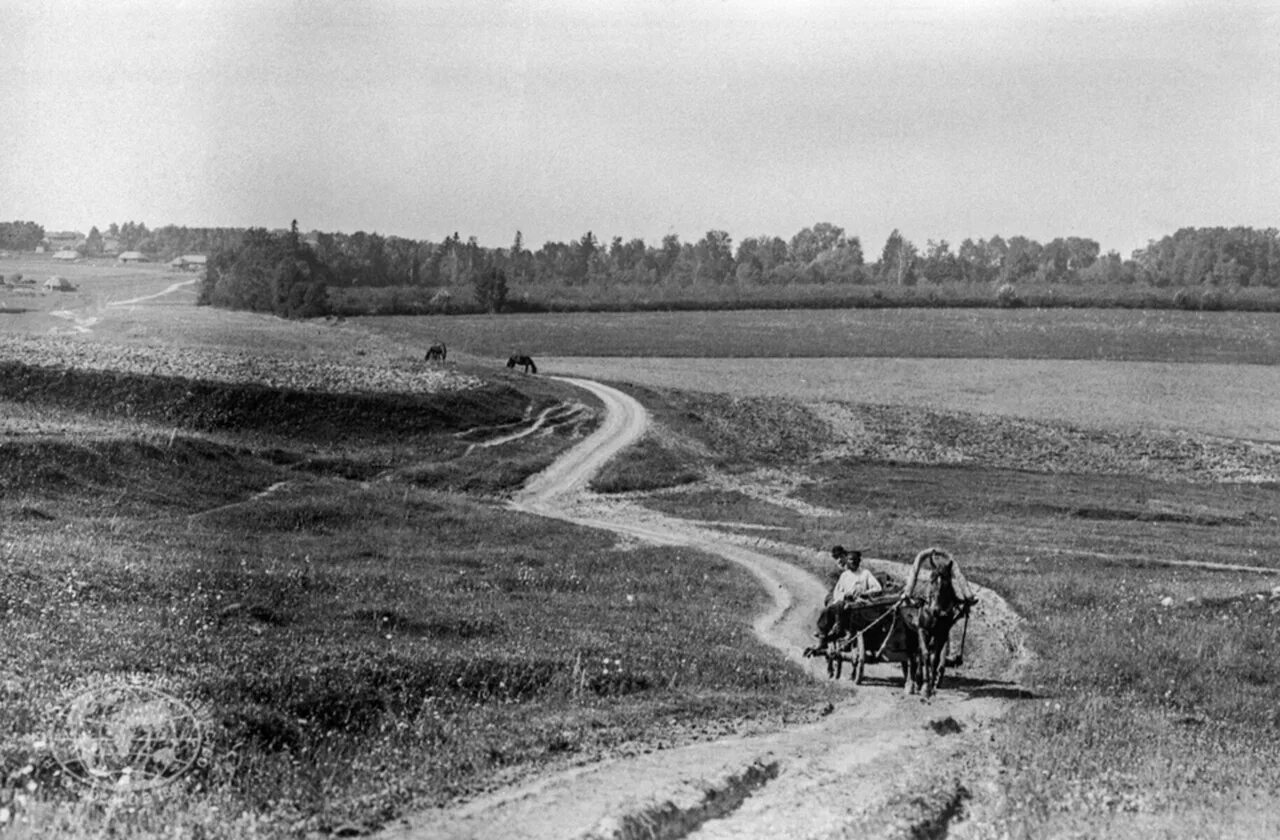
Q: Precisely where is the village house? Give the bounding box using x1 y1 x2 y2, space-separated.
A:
168 254 208 271
44 231 85 252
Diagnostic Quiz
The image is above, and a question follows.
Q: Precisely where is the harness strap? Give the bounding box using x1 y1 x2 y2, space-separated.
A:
872 607 901 659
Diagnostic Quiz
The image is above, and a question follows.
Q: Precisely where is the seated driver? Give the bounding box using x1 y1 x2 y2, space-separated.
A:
827 545 882 604
812 546 884 652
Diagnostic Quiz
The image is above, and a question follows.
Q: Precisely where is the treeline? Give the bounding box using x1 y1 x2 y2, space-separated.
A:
199 224 330 319
180 222 1280 317
83 222 247 257
1132 227 1280 288
0 221 45 251
232 224 1280 293
8 218 1280 315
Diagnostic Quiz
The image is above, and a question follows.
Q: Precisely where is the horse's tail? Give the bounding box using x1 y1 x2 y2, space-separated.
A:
528 358 537 374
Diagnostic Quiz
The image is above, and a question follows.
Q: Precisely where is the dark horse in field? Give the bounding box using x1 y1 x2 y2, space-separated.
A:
507 354 537 374
901 549 970 698
425 342 447 362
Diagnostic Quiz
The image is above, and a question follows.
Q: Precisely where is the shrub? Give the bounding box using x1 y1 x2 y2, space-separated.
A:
1199 289 1224 311
1172 288 1195 310
995 283 1021 308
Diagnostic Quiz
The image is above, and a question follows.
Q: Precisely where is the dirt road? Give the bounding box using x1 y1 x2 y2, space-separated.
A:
381 378 1030 840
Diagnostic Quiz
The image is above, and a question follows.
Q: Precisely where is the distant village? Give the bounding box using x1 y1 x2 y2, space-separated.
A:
28 229 207 272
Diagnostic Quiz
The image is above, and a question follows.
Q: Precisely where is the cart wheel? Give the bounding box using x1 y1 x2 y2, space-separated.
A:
853 635 866 685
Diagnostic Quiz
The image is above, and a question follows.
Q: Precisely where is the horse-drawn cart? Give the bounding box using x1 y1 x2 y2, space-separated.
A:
805 594 916 685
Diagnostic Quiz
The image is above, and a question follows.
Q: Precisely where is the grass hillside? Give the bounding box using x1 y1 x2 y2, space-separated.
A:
0 342 841 838
591 386 1280 838
3 285 1279 837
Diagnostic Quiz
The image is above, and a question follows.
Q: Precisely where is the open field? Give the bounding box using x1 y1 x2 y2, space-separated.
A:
2 263 1279 836
362 308 1280 364
541 357 1280 444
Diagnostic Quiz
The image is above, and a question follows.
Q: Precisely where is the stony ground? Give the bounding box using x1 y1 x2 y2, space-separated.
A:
810 401 1280 485
0 335 479 398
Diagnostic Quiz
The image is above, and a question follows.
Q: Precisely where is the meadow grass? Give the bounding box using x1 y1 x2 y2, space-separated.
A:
5 292 1280 836
0 428 839 837
360 307 1280 364
614 387 1280 838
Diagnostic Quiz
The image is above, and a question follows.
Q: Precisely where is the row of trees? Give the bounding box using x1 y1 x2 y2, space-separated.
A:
83 222 247 258
1132 228 1280 288
308 224 1280 291
157 223 1280 292
0 221 45 251
9 218 1280 317
306 224 1114 290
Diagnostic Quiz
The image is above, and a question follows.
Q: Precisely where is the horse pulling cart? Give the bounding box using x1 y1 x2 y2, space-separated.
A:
804 551 974 697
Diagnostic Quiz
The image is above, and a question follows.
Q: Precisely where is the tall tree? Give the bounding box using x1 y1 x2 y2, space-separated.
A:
921 239 960 284
694 230 734 284
84 226 104 256
877 229 918 286
473 264 509 312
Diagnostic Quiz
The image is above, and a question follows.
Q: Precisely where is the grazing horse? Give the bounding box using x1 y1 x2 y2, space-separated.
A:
425 342 447 362
901 551 968 698
506 354 537 374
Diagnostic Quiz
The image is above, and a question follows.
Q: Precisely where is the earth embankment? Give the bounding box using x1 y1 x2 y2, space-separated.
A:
0 359 529 443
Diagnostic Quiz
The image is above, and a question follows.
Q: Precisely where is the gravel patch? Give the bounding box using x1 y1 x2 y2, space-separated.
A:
0 334 481 396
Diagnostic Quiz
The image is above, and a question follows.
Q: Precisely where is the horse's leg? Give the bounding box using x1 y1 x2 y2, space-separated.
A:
934 639 947 692
916 629 929 696
928 633 949 697
924 642 937 698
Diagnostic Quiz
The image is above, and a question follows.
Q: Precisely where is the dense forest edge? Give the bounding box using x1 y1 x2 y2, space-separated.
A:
4 219 1280 317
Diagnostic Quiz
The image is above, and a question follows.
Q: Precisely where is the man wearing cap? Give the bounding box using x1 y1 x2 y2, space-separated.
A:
827 545 882 604
812 546 884 653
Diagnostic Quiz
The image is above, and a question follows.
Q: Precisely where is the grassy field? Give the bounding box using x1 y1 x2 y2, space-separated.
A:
3 260 1279 836
361 307 1280 364
589 386 1280 838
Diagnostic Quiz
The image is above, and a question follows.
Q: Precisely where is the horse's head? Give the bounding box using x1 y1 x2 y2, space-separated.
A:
924 553 960 618
506 356 517 368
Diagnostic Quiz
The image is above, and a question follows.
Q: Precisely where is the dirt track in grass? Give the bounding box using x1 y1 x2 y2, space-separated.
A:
379 378 1032 840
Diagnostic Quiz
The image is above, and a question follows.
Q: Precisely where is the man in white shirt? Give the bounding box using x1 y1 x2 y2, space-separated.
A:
812 546 884 652
828 546 883 604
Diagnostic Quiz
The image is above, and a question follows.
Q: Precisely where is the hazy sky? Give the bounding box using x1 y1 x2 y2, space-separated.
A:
3 1 1277 256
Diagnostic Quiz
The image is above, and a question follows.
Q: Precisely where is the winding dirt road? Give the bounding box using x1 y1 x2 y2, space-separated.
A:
381 378 1030 839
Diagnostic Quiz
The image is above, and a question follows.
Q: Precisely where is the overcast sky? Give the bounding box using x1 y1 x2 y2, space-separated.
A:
3 0 1277 256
